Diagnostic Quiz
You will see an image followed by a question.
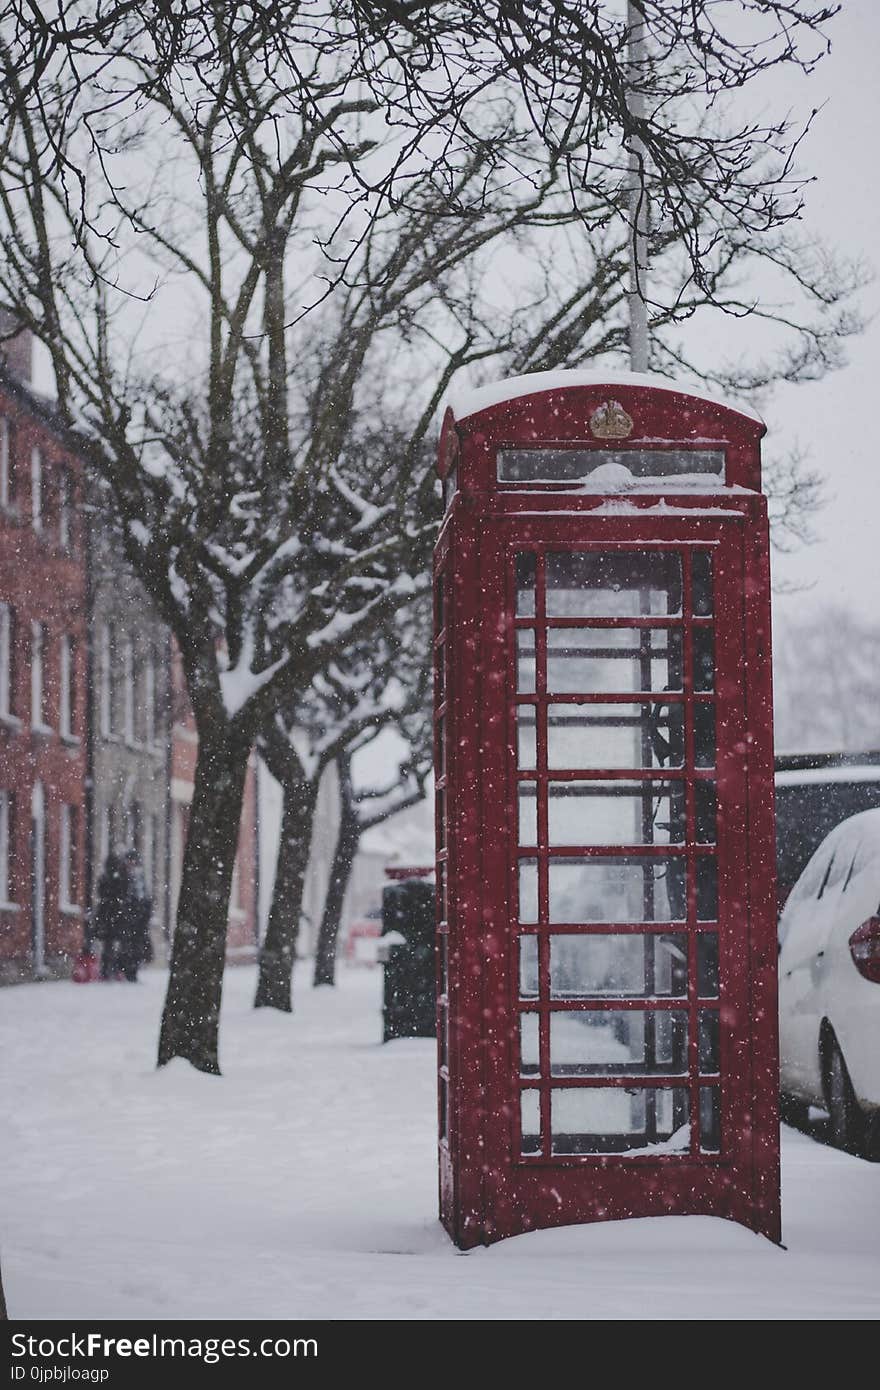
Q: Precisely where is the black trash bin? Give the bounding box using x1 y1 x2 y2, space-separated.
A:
380 875 436 1042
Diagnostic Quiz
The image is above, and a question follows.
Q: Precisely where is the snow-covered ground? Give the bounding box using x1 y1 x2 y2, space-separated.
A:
1 965 877 1321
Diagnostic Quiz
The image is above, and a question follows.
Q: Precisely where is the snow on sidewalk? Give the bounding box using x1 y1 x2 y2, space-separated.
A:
1 964 877 1320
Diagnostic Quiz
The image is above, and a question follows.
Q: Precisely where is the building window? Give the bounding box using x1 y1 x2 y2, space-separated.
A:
123 639 135 744
0 789 12 903
30 621 46 728
60 635 75 738
0 417 9 508
144 648 156 746
142 813 155 892
59 803 77 908
31 446 42 531
100 623 114 736
231 855 243 915
59 468 71 548
99 802 110 868
0 602 13 717
128 800 141 853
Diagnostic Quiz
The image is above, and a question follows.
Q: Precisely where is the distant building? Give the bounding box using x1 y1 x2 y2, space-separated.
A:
87 478 172 957
0 333 89 982
0 316 260 981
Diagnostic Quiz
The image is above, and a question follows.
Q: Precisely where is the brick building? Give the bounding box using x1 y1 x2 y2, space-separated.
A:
88 478 172 957
0 338 89 982
0 320 259 981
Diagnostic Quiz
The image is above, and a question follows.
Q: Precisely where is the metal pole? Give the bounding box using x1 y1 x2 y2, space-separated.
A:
627 0 649 373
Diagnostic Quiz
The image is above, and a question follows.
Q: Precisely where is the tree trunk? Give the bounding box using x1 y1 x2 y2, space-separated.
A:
254 772 319 1010
158 721 251 1073
313 778 359 988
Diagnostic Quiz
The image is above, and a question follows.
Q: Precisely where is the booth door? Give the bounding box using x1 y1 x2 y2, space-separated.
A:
485 529 763 1231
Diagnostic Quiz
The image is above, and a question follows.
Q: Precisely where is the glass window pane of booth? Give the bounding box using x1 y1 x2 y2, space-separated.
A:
498 449 725 486
519 936 539 998
546 552 683 618
547 703 685 770
520 1014 540 1074
519 860 539 923
548 857 687 923
515 553 536 616
691 551 714 615
518 782 538 845
521 1091 541 1155
517 706 537 769
550 1011 689 1075
516 630 536 692
547 780 687 846
550 1087 690 1155
546 628 683 694
549 933 688 998
697 933 720 997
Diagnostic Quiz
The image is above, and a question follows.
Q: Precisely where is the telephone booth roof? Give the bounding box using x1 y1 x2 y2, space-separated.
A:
440 369 766 494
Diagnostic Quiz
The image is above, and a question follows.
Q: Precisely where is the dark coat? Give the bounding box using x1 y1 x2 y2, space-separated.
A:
93 856 128 943
95 858 153 962
123 869 153 963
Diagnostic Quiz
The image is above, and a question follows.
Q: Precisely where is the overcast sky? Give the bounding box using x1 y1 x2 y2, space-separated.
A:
766 1 880 629
27 4 874 634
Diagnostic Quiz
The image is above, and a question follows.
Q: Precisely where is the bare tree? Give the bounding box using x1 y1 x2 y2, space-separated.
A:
312 721 431 989
256 593 431 1007
311 633 432 989
775 607 880 755
1 1 844 307
0 12 445 1070
0 2 862 1072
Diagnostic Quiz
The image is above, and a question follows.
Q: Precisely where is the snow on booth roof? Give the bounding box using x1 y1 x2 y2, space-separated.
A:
447 368 765 427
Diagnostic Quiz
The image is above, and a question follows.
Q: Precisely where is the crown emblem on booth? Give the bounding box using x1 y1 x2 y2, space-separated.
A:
589 400 634 439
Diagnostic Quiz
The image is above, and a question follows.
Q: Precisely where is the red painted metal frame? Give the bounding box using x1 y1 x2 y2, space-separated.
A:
435 380 780 1249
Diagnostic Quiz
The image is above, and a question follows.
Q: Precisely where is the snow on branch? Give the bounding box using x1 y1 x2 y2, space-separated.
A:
328 465 395 535
305 572 422 653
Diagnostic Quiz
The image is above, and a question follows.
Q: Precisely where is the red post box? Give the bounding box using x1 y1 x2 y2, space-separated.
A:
433 371 780 1248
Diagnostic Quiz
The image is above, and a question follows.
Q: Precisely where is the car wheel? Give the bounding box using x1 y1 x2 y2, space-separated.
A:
825 1034 866 1156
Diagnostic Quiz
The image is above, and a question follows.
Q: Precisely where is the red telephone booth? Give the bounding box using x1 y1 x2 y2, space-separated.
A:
433 371 780 1248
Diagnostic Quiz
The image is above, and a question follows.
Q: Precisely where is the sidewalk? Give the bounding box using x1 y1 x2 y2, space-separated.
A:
1 966 877 1320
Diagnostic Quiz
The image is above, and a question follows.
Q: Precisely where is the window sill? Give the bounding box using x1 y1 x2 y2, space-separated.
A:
59 903 81 917
0 713 22 732
31 532 76 559
0 900 20 913
61 732 81 748
31 722 53 738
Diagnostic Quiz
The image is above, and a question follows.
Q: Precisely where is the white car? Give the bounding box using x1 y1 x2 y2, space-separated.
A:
778 808 880 1156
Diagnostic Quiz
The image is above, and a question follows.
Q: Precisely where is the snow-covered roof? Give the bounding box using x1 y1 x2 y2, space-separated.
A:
448 370 765 427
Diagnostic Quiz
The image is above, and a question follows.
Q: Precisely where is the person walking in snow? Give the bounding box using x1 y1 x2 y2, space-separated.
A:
117 849 153 982
120 845 153 978
94 851 129 981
